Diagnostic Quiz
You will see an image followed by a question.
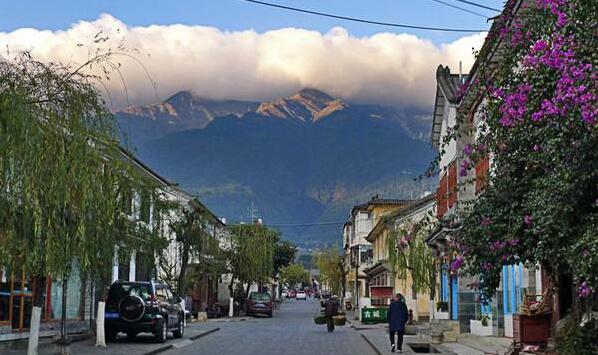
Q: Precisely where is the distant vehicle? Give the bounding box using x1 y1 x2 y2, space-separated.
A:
281 291 288 298
247 292 273 317
287 290 296 299
314 291 321 299
296 291 307 300
104 280 185 343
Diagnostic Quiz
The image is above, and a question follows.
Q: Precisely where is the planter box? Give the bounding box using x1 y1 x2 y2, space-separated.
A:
513 313 551 346
470 319 493 336
435 311 450 320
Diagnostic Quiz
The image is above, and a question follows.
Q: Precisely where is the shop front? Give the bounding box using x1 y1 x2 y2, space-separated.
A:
0 266 90 340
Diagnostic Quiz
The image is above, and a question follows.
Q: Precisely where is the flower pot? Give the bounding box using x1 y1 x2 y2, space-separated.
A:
470 319 493 336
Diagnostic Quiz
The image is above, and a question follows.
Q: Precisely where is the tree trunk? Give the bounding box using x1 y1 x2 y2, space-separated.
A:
177 240 191 296
228 276 235 318
245 282 251 300
61 277 68 342
28 275 46 355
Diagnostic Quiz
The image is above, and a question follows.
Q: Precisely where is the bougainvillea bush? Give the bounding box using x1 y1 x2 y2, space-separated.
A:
453 0 597 308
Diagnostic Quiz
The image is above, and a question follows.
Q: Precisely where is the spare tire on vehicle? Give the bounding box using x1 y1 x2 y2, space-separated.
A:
119 295 145 322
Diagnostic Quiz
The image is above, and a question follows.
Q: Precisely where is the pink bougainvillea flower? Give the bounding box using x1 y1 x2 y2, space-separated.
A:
523 215 533 226
481 217 492 228
578 281 592 298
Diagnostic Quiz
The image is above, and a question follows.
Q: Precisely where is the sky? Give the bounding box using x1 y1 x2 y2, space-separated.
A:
0 0 506 109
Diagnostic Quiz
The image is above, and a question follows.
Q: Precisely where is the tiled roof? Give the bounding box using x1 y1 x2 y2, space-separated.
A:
431 65 468 148
351 196 413 215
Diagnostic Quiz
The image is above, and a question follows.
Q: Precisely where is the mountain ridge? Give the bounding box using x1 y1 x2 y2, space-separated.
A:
116 89 436 246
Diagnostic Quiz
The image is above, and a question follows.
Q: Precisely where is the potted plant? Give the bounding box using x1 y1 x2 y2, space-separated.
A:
470 314 493 336
435 301 450 319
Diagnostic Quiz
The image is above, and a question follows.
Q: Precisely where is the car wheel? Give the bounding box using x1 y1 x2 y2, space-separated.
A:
268 311 273 318
173 315 184 338
126 331 137 341
155 319 167 343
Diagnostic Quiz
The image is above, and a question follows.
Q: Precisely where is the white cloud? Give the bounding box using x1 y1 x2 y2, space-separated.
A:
0 14 486 109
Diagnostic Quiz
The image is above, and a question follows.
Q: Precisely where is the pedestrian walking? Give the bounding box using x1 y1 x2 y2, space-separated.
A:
388 293 408 353
324 297 338 333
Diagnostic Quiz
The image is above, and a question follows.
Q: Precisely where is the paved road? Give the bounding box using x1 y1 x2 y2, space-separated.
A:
165 298 377 355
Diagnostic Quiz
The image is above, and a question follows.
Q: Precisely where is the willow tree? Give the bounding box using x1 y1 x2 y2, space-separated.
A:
159 205 226 296
386 215 437 300
224 224 276 302
315 248 343 296
279 263 310 289
0 54 156 348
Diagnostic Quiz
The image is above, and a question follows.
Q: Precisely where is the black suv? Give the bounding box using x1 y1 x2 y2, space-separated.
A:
104 280 185 343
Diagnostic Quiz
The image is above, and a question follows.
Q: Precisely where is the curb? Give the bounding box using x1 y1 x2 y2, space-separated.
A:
360 333 383 355
143 327 220 355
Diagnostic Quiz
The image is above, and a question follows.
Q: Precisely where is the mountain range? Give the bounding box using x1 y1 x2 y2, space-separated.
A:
117 89 436 247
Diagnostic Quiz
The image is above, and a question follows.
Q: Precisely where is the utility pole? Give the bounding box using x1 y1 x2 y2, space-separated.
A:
247 202 259 223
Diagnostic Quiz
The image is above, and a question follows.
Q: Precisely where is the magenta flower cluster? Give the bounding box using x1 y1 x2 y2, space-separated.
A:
578 281 592 298
493 0 596 128
450 256 464 271
497 84 532 128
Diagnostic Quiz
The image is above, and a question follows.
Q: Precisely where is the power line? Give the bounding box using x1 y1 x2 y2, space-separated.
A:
240 0 486 33
427 0 488 18
452 0 501 12
266 221 347 227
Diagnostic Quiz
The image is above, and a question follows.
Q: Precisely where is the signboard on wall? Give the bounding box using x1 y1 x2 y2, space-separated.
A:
370 286 394 299
361 307 388 323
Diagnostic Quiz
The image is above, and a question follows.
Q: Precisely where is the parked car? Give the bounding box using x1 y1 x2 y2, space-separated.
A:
247 292 273 317
296 291 307 300
314 291 321 299
104 280 185 343
281 291 288 299
287 290 296 298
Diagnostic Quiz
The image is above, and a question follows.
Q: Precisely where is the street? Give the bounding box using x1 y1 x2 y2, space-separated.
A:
164 298 376 355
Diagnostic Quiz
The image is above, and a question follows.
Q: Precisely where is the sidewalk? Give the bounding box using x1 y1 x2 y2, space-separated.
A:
4 323 219 355
354 324 513 355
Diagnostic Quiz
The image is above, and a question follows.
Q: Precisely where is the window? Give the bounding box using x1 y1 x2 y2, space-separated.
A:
448 161 458 208
437 173 448 218
139 190 151 223
475 156 490 194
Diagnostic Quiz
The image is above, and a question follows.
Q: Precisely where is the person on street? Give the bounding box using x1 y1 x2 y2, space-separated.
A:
387 293 408 353
324 297 338 333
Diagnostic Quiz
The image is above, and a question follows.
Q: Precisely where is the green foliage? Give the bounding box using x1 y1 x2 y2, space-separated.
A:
159 205 226 294
386 213 436 298
0 54 158 282
279 263 309 288
273 240 297 275
314 248 342 295
442 0 598 303
224 224 277 290
557 318 598 355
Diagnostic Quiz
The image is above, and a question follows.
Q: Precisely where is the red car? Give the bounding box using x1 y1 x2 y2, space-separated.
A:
247 292 273 317
287 290 296 298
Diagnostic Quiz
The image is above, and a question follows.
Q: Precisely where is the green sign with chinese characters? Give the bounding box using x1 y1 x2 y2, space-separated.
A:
361 307 388 323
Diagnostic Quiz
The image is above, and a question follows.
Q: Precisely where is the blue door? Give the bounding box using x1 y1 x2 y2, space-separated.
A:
450 276 458 320
441 267 449 302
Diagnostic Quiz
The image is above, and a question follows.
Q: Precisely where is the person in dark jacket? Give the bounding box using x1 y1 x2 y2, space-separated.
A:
324 297 338 332
387 293 409 352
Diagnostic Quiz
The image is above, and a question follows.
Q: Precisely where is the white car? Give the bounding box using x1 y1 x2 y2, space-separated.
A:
281 291 288 298
295 291 307 300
